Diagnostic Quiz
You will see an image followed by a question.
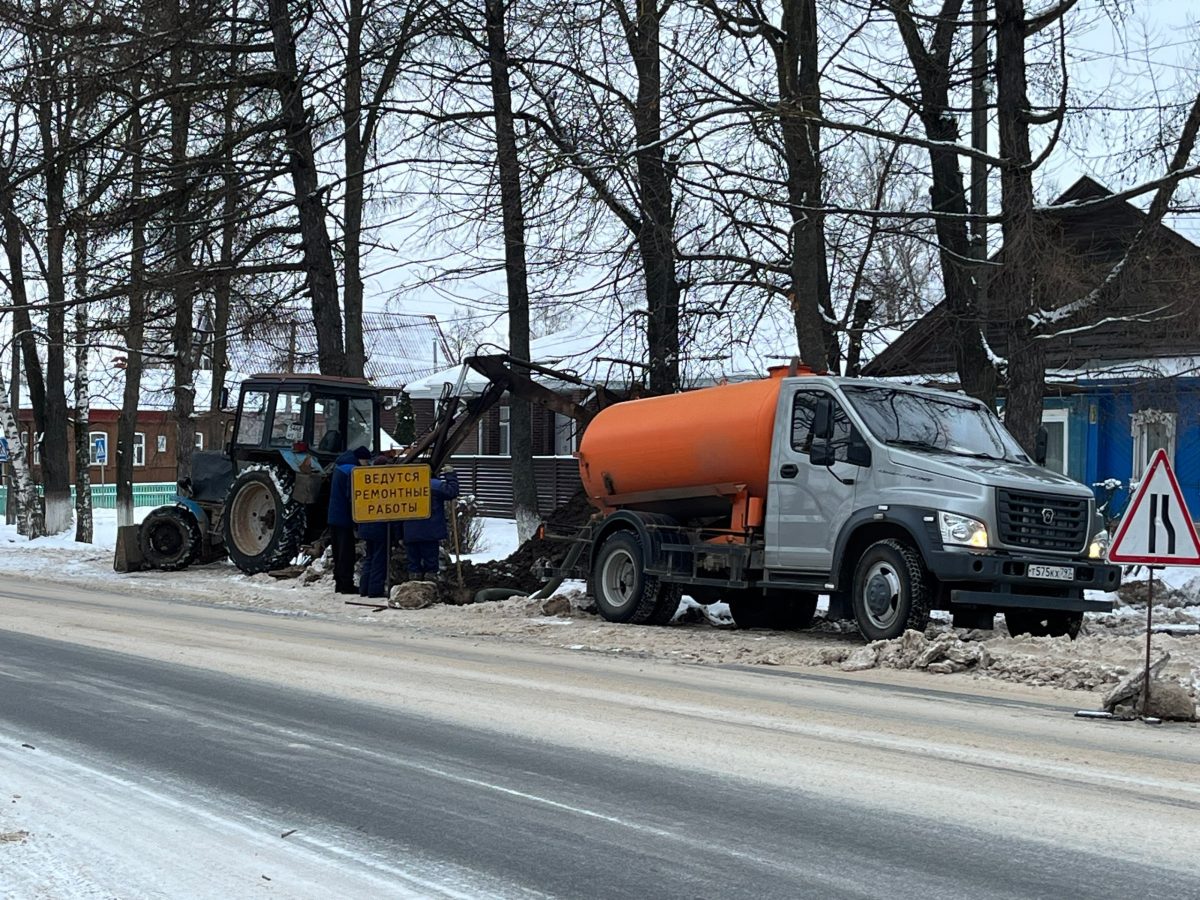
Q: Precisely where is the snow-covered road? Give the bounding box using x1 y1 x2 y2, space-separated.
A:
1 576 1198 898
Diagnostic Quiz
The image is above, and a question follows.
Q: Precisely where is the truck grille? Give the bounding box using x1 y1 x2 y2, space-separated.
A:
996 490 1089 553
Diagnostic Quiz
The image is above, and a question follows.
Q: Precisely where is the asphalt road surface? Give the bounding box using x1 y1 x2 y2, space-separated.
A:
1 576 1197 899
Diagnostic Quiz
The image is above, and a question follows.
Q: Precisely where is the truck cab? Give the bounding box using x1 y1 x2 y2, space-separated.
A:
760 376 1116 639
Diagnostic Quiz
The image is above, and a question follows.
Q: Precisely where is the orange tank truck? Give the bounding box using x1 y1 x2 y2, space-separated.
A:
576 368 801 529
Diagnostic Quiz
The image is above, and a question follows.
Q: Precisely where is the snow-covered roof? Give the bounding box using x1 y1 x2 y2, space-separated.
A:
226 312 449 387
404 310 807 399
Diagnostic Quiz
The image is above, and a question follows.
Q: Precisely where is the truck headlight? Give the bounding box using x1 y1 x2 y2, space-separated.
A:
938 511 989 548
1088 530 1110 559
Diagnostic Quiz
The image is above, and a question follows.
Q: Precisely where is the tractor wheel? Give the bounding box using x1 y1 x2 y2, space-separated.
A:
139 506 201 571
221 465 307 575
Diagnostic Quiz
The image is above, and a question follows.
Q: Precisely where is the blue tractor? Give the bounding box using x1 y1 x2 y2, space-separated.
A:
138 374 383 574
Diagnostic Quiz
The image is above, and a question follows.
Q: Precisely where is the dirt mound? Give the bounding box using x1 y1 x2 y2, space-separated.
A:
452 491 599 598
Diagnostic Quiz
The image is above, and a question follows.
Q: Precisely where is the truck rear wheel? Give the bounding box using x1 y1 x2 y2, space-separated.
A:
222 466 307 575
592 531 681 625
139 506 201 571
1004 609 1083 639
851 539 931 641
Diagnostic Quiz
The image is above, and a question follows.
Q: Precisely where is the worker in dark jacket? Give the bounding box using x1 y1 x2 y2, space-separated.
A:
402 469 460 580
357 454 400 598
328 446 371 593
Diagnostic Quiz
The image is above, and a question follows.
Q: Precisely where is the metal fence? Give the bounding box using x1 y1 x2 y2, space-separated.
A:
449 456 582 518
0 482 177 511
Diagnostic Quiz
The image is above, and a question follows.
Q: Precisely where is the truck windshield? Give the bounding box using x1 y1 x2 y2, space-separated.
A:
843 387 1028 462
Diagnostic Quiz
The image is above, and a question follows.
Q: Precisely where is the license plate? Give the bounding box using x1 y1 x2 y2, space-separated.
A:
1028 564 1074 582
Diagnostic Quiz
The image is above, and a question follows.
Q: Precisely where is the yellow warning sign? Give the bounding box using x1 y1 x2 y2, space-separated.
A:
351 464 432 523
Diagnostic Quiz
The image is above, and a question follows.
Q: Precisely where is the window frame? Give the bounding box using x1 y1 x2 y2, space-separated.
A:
498 405 511 457
133 432 146 467
1131 408 1176 477
790 389 854 462
195 433 204 451
1040 408 1070 475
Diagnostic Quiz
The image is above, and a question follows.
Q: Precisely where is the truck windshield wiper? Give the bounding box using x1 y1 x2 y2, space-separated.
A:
884 439 955 455
885 439 1005 462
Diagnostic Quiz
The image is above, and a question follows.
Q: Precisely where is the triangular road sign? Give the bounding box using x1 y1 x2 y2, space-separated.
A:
1108 449 1200 565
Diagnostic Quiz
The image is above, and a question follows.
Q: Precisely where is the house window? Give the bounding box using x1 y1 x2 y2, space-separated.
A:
554 413 576 456
1040 409 1069 475
133 432 146 467
1132 409 1176 477
195 433 204 451
498 406 510 456
88 431 109 466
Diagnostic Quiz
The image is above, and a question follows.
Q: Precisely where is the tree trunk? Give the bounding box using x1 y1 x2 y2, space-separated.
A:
890 0 996 404
211 8 241 418
117 74 147 528
170 0 197 483
342 0 367 378
0 368 42 538
993 0 1042 451
72 218 92 544
38 141 73 533
779 0 834 373
485 0 538 542
267 0 348 376
1 187 45 451
620 0 680 393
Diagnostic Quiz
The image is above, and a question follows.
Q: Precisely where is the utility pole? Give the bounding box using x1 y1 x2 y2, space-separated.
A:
971 0 989 313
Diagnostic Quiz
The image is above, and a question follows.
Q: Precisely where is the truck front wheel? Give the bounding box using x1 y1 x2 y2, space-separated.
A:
851 539 931 641
1004 609 1083 639
592 531 681 625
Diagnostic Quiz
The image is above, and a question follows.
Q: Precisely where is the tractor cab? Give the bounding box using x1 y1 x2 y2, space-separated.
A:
230 374 381 467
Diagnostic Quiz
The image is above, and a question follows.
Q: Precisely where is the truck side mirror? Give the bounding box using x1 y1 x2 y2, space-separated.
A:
846 433 872 468
812 397 835 442
1034 426 1048 467
809 397 837 467
810 441 834 467
219 387 231 411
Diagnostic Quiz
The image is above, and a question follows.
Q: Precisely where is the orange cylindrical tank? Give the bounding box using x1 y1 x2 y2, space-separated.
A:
577 371 794 515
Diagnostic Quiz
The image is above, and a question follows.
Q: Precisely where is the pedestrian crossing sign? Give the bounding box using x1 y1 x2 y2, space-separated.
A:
1108 449 1200 565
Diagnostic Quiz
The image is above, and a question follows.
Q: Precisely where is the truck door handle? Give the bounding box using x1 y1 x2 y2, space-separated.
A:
779 463 799 478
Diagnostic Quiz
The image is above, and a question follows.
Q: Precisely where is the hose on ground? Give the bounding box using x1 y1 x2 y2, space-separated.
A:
472 540 586 605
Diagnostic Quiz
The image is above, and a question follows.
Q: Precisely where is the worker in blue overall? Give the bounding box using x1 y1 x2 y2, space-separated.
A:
328 445 371 594
357 453 400 598
402 468 460 581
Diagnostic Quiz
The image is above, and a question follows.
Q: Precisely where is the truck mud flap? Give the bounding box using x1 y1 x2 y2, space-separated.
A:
950 590 1113 613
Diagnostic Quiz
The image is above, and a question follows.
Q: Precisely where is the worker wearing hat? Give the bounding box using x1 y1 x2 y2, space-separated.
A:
328 445 372 593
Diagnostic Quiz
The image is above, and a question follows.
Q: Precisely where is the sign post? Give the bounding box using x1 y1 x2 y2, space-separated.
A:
93 435 108 486
351 464 433 598
1107 449 1200 717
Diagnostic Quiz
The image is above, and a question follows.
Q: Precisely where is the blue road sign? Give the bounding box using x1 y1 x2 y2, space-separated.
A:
0 437 8 463
93 435 108 466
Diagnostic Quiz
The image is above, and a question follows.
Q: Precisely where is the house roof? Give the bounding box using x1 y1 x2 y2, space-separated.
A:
403 309 806 399
863 176 1200 379
226 312 450 387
